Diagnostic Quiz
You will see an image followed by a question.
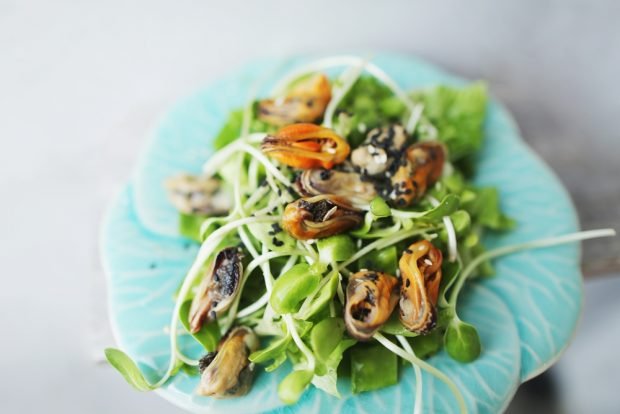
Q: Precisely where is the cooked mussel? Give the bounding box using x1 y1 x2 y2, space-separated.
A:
281 195 363 240
344 270 399 341
295 169 377 207
398 240 443 334
350 124 408 177
164 174 231 215
189 247 244 334
258 73 332 126
197 326 259 398
388 142 445 207
261 123 350 170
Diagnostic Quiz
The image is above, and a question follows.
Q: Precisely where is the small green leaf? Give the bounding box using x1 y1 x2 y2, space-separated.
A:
444 320 482 362
420 194 460 221
438 260 461 306
294 319 314 337
213 109 243 150
298 270 340 320
370 197 391 217
442 173 466 194
311 338 356 397
414 82 487 161
250 335 291 364
270 264 321 315
181 363 200 376
179 213 207 242
449 210 471 235
278 369 314 404
437 306 456 329
410 329 443 359
358 246 398 275
350 212 374 237
179 300 220 351
318 234 356 263
266 353 288 372
380 312 419 337
351 343 398 393
104 348 154 391
310 317 345 362
465 187 515 230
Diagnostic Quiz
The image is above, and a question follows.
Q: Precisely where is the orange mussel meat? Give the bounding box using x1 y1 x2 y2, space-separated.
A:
398 239 443 334
261 123 350 170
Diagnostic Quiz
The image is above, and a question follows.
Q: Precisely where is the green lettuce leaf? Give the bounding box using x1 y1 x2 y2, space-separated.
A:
415 82 487 160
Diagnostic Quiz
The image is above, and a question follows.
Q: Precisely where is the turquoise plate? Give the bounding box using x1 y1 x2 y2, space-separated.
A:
102 54 582 413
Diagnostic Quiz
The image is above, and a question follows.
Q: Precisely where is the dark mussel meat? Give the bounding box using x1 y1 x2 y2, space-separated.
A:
189 247 244 334
344 270 399 340
281 194 363 240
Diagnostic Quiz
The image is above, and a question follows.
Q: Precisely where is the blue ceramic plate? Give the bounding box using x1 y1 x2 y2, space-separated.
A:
102 54 582 413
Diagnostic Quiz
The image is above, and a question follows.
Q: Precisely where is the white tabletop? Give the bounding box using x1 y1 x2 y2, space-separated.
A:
1 1 618 413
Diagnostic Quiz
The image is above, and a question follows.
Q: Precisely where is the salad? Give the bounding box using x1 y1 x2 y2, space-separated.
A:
105 56 614 413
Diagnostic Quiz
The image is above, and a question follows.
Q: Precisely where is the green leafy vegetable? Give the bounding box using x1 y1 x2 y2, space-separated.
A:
465 187 516 230
380 310 422 337
312 338 356 397
278 369 314 404
310 317 345 364
298 270 340 320
444 320 482 362
213 110 243 150
179 213 207 242
270 264 322 314
318 235 356 263
335 76 408 147
358 246 398 275
104 348 154 391
410 329 444 359
419 194 460 221
250 335 292 372
414 82 487 160
369 197 391 217
179 300 220 351
351 343 398 393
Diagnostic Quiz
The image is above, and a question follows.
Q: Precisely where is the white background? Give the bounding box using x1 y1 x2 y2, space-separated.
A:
1 1 618 413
